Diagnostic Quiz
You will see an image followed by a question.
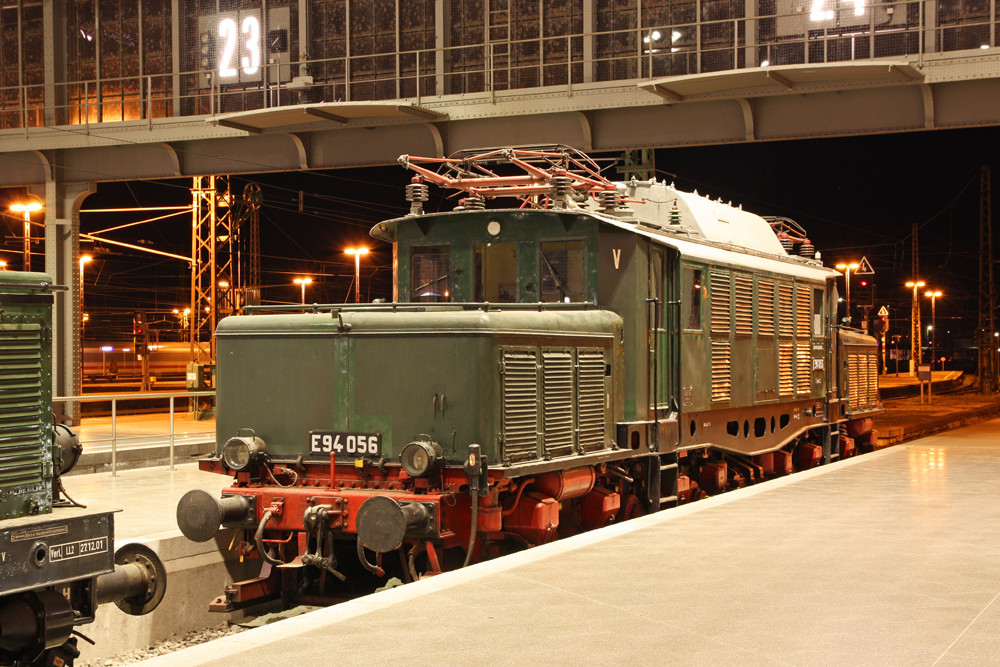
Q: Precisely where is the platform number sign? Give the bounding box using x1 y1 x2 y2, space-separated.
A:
218 16 260 77
199 11 263 84
810 0 865 20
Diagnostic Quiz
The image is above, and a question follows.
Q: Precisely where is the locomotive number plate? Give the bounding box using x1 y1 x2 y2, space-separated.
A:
309 431 381 459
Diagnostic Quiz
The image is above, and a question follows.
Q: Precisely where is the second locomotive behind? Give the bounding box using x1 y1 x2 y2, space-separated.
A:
177 146 882 610
0 272 166 667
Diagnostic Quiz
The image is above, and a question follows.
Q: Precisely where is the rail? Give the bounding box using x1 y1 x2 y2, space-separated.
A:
55 391 216 477
0 1 995 131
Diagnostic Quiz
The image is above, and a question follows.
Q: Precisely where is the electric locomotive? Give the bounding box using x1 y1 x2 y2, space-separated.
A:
0 272 166 667
177 146 882 611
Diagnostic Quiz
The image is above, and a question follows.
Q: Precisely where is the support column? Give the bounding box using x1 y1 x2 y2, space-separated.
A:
922 0 937 58
171 0 182 118
583 0 594 83
43 0 67 127
745 0 758 66
435 0 450 96
44 171 95 425
298 0 309 76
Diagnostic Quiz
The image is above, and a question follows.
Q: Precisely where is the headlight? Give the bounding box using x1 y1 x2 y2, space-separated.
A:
400 440 444 477
222 435 267 471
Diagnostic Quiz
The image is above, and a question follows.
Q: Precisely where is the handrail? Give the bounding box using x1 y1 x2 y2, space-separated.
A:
0 3 991 131
55 390 216 477
243 301 601 314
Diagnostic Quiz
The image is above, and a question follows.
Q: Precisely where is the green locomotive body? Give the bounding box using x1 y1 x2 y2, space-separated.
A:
179 147 882 610
215 307 624 474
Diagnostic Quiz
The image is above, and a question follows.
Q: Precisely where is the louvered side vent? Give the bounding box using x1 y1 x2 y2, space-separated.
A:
541 349 574 458
779 341 795 397
848 351 880 409
576 348 606 452
0 325 44 490
711 341 732 401
758 281 775 336
847 352 863 410
867 353 880 405
501 349 540 463
796 344 812 394
734 274 753 335
795 284 811 337
710 271 732 334
777 284 794 337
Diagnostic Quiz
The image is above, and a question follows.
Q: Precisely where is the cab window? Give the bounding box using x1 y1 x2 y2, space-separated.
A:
475 242 517 302
682 267 703 330
540 240 584 302
411 246 451 302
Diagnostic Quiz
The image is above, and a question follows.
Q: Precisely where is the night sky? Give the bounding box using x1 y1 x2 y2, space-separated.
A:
663 126 1000 346
2 125 998 348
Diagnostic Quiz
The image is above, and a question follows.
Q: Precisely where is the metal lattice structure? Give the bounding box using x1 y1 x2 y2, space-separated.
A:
190 177 262 364
190 175 235 364
236 183 263 310
912 223 922 371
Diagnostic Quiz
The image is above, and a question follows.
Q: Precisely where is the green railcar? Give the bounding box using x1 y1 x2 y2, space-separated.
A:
179 146 883 611
0 271 60 519
0 272 166 666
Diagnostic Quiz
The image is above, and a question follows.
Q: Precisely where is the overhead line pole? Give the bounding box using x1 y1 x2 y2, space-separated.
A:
910 223 921 374
980 165 996 392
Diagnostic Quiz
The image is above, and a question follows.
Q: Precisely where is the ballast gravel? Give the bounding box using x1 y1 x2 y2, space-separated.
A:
80 621 247 666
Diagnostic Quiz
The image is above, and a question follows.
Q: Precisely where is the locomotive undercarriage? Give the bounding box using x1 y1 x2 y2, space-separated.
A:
182 413 877 611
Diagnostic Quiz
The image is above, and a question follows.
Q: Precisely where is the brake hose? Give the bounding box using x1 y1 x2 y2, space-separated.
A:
255 510 282 565
463 487 478 568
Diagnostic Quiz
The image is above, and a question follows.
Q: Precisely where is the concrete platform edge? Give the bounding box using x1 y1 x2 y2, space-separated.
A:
876 401 1000 447
136 445 902 666
79 532 256 664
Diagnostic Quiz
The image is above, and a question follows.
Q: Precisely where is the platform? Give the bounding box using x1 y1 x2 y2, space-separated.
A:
67 464 259 664
137 417 1000 666
69 412 215 475
64 386 1000 664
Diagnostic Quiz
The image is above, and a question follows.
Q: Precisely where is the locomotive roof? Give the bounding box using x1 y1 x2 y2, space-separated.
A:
216 306 623 336
373 178 838 283
0 270 55 287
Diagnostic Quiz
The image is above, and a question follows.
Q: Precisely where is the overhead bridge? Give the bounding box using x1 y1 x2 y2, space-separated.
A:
0 0 998 418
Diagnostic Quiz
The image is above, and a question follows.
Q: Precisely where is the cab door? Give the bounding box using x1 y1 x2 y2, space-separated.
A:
648 246 678 422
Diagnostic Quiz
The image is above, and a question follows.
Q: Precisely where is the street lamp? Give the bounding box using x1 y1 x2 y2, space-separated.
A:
173 308 191 340
925 290 942 371
293 277 313 304
835 261 860 324
345 247 369 304
905 280 925 374
0 259 7 270
10 201 42 272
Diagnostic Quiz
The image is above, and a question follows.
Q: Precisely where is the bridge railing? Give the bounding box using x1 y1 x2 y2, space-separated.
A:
0 1 994 130
56 391 216 477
